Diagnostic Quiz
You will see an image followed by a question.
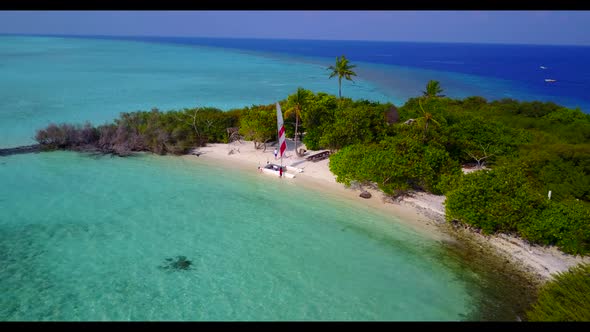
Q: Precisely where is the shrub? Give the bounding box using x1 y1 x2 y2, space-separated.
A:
445 166 545 234
520 200 590 255
527 263 590 321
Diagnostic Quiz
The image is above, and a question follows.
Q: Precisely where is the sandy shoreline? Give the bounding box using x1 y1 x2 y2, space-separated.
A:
186 139 589 284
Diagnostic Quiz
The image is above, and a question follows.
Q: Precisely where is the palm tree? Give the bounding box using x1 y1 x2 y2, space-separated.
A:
285 87 309 157
417 98 440 141
422 80 445 99
327 55 357 98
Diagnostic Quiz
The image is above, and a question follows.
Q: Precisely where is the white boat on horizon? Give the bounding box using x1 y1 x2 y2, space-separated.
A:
540 66 547 69
544 78 557 83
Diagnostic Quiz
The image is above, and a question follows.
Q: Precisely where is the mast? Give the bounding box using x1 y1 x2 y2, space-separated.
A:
277 114 282 174
276 102 286 177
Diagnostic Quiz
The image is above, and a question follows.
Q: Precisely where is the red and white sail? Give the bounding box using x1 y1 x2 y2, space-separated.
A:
276 102 287 159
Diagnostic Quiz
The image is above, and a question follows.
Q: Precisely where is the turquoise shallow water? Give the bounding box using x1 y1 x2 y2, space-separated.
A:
1 152 482 321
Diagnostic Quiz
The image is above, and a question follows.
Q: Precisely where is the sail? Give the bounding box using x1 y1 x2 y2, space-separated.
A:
276 102 287 159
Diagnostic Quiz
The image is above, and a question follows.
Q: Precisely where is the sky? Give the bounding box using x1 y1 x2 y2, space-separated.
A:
0 11 589 45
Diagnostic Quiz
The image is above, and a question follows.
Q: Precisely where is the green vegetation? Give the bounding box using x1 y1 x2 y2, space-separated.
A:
327 55 357 98
35 107 241 156
284 87 312 156
526 263 590 321
238 104 277 149
330 137 459 196
521 200 590 256
320 82 590 255
445 166 546 234
423 80 445 98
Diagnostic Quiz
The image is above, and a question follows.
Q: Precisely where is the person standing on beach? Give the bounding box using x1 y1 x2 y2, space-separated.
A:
274 148 278 160
279 166 283 177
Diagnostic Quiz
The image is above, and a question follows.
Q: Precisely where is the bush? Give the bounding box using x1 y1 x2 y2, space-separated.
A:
520 200 590 255
527 263 590 321
329 137 460 195
435 172 464 195
35 108 237 156
445 166 545 234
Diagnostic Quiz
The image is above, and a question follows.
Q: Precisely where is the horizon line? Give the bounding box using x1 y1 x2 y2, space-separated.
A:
1 32 589 47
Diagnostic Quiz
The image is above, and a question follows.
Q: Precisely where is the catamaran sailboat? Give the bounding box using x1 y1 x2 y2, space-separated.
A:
257 102 301 179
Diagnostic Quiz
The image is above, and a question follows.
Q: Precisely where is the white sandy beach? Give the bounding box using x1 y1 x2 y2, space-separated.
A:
186 139 590 283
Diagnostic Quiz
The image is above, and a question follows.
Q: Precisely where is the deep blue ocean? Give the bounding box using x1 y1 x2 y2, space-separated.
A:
68 35 590 113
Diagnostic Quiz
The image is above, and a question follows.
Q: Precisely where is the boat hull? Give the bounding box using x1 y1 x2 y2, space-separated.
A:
260 168 296 178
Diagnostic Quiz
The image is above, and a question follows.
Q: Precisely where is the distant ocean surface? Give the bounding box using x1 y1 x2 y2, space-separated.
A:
86 35 590 112
0 35 554 321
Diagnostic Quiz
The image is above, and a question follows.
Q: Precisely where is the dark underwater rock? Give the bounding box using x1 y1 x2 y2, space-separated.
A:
159 255 192 271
